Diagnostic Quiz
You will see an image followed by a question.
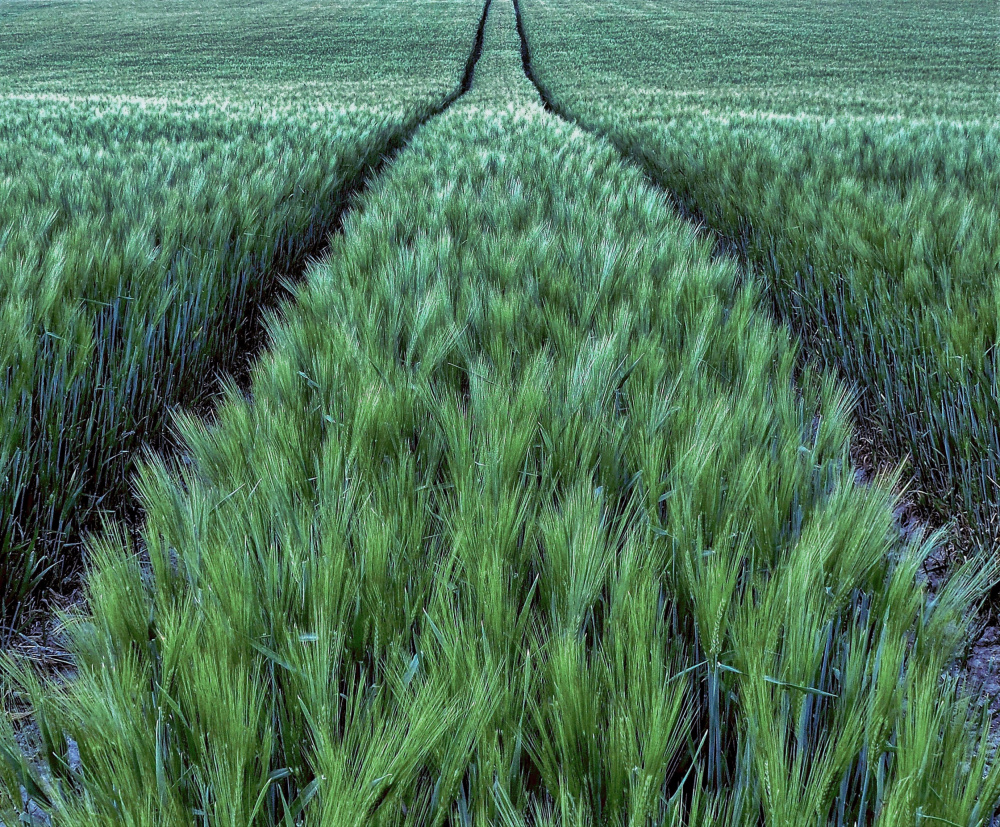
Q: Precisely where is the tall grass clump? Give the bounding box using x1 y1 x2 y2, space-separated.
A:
3 21 996 814
519 0 1000 545
0 0 486 611
0 101 415 612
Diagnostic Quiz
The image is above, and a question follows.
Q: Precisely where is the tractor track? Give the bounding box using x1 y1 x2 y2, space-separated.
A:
227 0 493 400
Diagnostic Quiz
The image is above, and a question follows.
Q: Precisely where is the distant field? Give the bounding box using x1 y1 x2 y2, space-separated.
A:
2 0 1000 824
0 0 477 102
521 0 997 118
523 0 1000 545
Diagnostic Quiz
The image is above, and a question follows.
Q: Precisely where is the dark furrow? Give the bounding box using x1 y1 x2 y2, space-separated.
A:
237 0 492 380
511 0 555 114
509 0 935 486
511 0 728 252
232 0 494 399
508 0 932 518
137 0 498 495
220 129 420 401
460 0 495 93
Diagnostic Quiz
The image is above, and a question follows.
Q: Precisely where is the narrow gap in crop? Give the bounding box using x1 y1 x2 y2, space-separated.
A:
180 0 493 410
511 0 740 263
192 135 398 407
510 0 554 114
187 0 493 409
460 0 494 93
211 0 494 406
512 0 919 560
513 0 906 522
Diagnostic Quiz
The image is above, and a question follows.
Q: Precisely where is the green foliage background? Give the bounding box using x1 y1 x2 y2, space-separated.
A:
1 0 998 823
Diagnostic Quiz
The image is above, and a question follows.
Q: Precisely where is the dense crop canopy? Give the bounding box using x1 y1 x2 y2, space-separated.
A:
2 3 998 821
1 0 998 823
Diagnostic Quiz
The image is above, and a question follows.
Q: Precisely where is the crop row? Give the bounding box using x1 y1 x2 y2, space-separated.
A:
519 0 1000 547
0 0 486 613
3 20 996 817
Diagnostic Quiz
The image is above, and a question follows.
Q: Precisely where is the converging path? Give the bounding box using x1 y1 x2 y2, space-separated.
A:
466 0 539 103
4 1 998 824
